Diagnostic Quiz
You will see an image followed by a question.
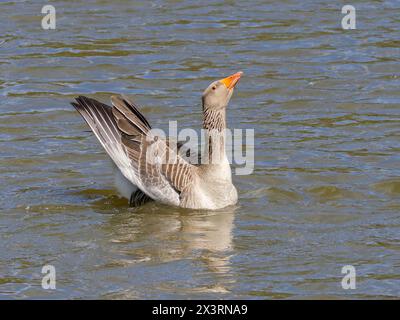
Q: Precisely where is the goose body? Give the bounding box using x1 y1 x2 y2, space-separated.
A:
72 72 242 210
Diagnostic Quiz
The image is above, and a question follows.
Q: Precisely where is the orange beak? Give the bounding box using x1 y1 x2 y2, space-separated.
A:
219 71 243 90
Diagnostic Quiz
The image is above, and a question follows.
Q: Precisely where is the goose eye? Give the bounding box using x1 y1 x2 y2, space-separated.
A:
212 86 216 90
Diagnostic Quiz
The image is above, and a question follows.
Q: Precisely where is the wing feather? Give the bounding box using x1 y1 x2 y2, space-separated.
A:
72 95 197 206
111 96 197 205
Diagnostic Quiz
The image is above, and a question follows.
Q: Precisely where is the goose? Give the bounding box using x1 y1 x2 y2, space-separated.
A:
71 71 242 210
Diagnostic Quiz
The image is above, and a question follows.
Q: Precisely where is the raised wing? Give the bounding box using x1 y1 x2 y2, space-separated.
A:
72 95 198 205
71 96 137 187
111 95 198 205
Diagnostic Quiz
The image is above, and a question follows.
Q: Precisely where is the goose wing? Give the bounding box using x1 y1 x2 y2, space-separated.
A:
111 95 197 205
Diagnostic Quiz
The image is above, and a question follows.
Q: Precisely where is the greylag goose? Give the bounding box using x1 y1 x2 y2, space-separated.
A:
72 72 242 210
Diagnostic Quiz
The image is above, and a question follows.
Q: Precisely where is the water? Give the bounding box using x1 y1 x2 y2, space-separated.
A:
1 0 400 299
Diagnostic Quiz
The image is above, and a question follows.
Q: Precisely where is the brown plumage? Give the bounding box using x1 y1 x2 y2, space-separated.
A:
72 72 242 209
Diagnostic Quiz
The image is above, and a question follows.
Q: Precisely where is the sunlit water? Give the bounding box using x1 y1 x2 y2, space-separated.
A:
1 0 399 299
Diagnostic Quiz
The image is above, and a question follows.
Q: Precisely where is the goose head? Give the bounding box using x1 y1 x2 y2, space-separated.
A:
202 71 243 110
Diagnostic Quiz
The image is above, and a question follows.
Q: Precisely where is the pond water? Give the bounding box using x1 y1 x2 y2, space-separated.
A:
0 0 399 299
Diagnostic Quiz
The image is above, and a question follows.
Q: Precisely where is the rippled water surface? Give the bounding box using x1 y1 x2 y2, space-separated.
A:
1 0 400 299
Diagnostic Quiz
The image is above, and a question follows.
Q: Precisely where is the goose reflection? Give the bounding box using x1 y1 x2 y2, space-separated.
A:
180 209 234 275
102 204 237 293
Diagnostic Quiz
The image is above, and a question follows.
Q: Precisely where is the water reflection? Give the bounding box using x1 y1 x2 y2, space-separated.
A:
180 209 235 275
102 204 237 293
